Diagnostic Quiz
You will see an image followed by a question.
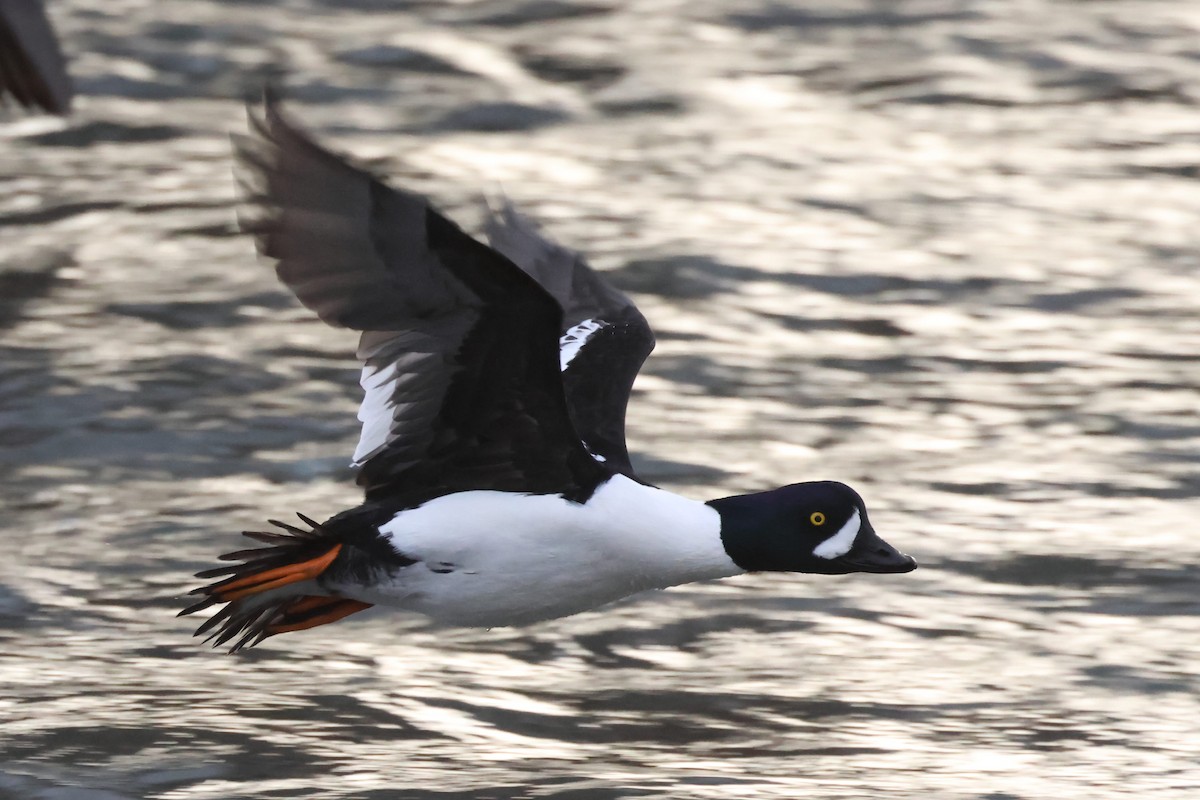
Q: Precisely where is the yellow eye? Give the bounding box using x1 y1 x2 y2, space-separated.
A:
810 512 826 526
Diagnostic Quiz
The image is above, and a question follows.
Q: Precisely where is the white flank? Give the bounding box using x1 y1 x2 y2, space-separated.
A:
559 318 605 371
353 475 742 626
813 509 860 559
352 362 398 466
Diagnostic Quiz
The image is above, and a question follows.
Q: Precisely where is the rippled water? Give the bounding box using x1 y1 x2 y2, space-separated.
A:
2 0 1199 797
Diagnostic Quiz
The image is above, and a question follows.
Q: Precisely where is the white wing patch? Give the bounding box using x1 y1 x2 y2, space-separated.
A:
559 318 606 371
813 509 860 559
352 362 398 466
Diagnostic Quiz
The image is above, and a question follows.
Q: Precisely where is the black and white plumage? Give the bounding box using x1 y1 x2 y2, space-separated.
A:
234 102 608 508
182 99 916 652
0 0 72 115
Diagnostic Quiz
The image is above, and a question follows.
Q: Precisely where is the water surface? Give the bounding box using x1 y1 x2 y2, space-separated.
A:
2 0 1199 797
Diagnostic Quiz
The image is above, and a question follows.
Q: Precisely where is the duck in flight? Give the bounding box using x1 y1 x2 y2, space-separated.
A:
181 100 916 652
0 0 72 115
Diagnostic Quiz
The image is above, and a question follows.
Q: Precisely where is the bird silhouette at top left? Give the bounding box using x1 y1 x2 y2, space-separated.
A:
0 0 72 115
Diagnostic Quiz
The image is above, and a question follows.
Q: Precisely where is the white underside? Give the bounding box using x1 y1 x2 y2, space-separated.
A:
327 475 742 627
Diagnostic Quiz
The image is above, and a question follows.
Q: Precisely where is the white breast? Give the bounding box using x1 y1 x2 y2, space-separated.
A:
338 476 741 626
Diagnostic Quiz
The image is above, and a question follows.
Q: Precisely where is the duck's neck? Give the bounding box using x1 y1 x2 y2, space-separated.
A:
591 476 743 586
705 490 793 572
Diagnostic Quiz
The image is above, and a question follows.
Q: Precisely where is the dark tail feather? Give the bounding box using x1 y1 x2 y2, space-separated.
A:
180 513 372 652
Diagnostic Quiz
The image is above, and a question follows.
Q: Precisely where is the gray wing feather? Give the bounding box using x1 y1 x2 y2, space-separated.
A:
485 201 634 329
236 103 479 477
235 102 604 504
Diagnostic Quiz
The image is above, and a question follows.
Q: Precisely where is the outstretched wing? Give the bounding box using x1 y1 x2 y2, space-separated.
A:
485 203 655 479
236 101 607 506
0 0 72 115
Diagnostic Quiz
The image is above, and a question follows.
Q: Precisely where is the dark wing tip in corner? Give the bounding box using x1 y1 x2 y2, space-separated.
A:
0 0 73 115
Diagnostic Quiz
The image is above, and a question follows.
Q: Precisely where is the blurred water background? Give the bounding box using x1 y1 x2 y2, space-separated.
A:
2 0 1199 797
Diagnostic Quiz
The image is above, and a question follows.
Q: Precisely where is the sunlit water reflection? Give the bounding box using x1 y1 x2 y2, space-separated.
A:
2 0 1199 797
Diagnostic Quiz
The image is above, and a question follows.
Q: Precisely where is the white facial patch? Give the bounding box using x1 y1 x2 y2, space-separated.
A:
559 319 605 371
812 509 860 559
